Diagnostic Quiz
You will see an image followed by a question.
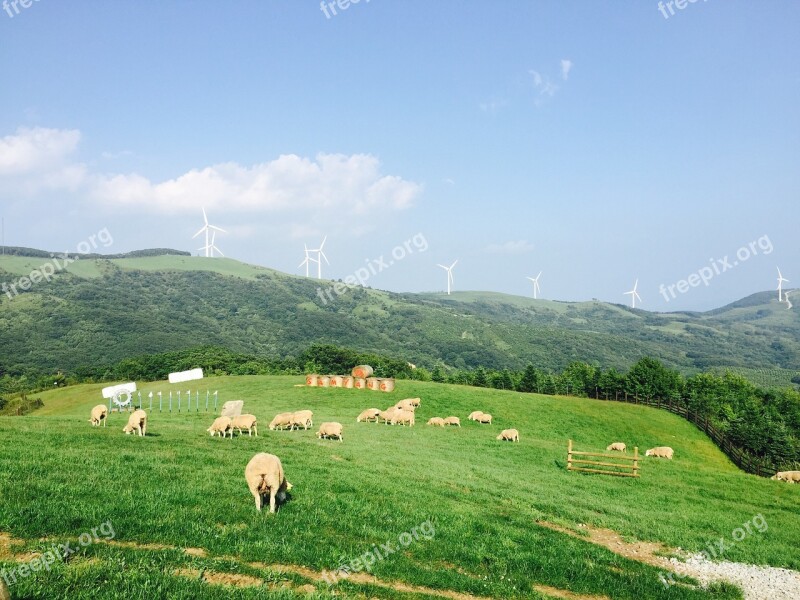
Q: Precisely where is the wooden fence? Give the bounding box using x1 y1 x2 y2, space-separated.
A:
567 439 640 478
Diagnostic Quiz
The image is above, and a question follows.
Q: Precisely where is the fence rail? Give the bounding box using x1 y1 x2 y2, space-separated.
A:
567 440 639 478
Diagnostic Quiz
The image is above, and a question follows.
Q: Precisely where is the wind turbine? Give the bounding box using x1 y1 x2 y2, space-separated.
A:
437 260 458 295
308 236 329 279
624 279 642 309
526 271 542 299
298 243 318 278
192 208 226 258
777 268 789 301
197 230 224 258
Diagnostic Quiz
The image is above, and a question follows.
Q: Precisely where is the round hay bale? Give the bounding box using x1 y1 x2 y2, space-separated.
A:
367 377 381 391
354 377 366 389
318 375 331 387
305 374 319 386
352 365 374 379
331 375 344 387
379 378 395 392
342 376 354 388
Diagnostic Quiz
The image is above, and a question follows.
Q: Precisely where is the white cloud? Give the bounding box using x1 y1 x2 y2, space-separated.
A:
560 59 573 81
0 126 81 175
485 240 534 254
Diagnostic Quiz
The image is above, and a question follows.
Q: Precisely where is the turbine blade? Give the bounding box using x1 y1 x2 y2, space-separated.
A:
202 207 208 226
437 264 448 270
320 251 330 265
450 260 458 269
192 226 207 239
319 235 327 250
209 225 227 233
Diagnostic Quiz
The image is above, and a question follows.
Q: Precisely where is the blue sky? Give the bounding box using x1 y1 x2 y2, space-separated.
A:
0 0 797 311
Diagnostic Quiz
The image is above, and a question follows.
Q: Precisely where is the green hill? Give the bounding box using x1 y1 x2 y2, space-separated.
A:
1 253 798 382
1 376 797 599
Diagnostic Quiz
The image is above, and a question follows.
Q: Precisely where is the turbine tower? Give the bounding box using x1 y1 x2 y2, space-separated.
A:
192 208 226 258
308 236 329 279
437 260 458 295
197 230 224 258
624 279 642 309
777 268 789 301
526 271 542 299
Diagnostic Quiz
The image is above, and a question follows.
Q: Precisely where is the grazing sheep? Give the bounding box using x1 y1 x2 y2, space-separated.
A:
606 442 627 452
394 399 417 412
207 416 232 438
391 409 415 427
476 413 493 424
427 417 445 427
378 406 402 424
771 471 800 483
122 409 147 436
317 422 344 441
467 411 484 421
88 404 108 427
357 408 382 423
443 416 461 427
645 446 674 459
496 429 520 442
231 414 258 437
290 409 313 430
408 397 421 408
244 453 292 513
269 412 295 431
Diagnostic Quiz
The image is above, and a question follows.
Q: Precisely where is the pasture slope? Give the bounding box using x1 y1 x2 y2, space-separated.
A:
1 376 798 599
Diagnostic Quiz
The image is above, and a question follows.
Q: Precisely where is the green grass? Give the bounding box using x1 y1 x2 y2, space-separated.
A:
1 377 798 599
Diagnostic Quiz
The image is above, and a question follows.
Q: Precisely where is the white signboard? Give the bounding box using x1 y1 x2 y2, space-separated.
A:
168 368 204 384
102 382 137 400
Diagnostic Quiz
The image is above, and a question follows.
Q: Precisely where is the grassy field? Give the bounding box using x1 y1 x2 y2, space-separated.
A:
1 377 798 599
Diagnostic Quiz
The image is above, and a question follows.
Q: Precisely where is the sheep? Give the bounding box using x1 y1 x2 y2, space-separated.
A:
443 416 461 427
207 416 232 438
467 411 484 421
476 413 493 424
427 417 445 427
606 442 627 452
771 471 800 483
122 409 147 437
391 409 415 427
497 428 520 442
378 406 401 424
244 453 292 513
289 409 313 430
269 412 295 431
394 399 417 412
645 446 674 459
88 404 108 427
317 422 344 442
231 414 258 437
408 397 421 407
357 408 381 423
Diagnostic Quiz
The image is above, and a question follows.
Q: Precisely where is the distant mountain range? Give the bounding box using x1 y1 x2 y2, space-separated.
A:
0 250 797 383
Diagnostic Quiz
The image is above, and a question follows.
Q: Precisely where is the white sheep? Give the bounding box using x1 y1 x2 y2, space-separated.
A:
606 442 627 452
378 406 401 424
269 412 295 430
88 404 108 427
771 470 800 483
391 409 415 427
476 413 493 424
317 422 344 441
122 409 147 437
207 416 232 438
443 416 461 427
427 417 445 427
231 414 258 437
244 453 292 513
467 411 484 421
357 408 381 423
645 446 674 459
394 399 417 411
496 429 520 442
289 409 313 430
408 397 421 407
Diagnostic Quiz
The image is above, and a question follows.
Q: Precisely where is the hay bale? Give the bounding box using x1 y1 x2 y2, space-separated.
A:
352 365 374 379
221 400 244 418
354 377 366 389
379 378 395 392
331 375 344 387
318 376 331 387
367 377 381 391
305 374 319 386
342 376 354 388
